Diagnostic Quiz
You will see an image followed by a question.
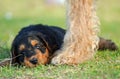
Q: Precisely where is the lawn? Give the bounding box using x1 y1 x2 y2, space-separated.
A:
0 0 120 79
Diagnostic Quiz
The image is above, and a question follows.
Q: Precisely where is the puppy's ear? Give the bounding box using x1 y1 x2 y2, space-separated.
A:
35 34 51 53
37 35 51 51
29 32 51 52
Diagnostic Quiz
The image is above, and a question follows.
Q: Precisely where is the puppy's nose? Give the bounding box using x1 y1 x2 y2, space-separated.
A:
30 58 38 64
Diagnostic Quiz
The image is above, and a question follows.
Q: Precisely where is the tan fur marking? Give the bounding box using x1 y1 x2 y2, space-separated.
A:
31 40 39 46
24 48 49 67
19 44 25 51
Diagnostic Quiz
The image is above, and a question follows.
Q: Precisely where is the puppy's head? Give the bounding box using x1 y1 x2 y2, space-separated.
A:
11 33 50 67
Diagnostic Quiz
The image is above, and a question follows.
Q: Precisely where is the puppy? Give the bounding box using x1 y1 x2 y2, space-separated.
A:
11 24 65 67
11 24 118 67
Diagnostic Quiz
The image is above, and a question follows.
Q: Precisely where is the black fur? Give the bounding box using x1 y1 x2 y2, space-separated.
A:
11 24 65 65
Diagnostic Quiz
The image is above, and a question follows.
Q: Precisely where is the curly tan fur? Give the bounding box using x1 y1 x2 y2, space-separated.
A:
51 0 100 65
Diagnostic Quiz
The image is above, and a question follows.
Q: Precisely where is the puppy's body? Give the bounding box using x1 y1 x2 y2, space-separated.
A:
11 24 117 67
15 24 65 53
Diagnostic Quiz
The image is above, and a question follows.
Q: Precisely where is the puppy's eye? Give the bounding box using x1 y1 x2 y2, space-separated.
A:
35 45 40 49
35 44 46 53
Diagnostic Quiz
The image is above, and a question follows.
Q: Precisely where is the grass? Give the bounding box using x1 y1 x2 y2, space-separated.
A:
0 0 120 79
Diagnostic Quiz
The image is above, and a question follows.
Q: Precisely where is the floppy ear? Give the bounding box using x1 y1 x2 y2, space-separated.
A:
36 34 51 52
28 32 51 52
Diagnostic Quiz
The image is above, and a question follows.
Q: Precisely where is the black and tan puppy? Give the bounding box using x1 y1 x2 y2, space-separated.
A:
11 24 118 67
11 24 65 67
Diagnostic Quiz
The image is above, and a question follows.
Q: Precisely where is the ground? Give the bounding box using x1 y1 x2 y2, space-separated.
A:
0 0 120 79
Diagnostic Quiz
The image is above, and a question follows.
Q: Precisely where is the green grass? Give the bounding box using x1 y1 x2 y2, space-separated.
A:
0 0 120 79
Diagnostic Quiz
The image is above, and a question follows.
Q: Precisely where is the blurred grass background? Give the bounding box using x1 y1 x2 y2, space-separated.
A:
0 0 66 46
0 0 120 78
